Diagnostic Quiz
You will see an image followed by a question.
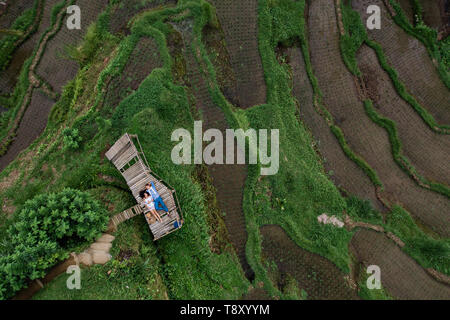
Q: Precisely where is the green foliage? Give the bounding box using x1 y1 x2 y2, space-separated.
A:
386 206 450 275
345 196 383 224
339 3 367 75
62 128 82 151
0 0 39 71
0 188 108 299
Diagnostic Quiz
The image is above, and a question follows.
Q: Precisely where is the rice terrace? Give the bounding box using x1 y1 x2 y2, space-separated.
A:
0 0 449 305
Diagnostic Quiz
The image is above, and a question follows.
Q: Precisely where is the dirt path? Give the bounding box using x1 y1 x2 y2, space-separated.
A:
173 19 253 280
308 0 450 237
350 229 450 299
209 0 266 108
260 225 359 300
352 0 450 125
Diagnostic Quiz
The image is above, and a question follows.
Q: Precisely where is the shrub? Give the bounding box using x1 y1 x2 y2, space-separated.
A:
0 188 108 299
62 128 82 151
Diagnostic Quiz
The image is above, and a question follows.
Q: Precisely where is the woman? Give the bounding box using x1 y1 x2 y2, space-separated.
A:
142 190 162 223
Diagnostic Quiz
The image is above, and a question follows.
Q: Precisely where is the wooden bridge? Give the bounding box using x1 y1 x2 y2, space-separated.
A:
105 133 183 240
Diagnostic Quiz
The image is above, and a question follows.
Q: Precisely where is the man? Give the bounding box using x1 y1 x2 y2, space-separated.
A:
146 182 169 213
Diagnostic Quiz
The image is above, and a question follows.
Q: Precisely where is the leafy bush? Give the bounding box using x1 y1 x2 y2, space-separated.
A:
0 188 108 299
62 128 82 151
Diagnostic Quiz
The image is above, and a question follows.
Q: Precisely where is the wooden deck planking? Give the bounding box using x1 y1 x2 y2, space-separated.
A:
106 133 183 240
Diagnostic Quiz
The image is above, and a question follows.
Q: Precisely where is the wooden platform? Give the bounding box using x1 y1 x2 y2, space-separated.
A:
106 133 183 240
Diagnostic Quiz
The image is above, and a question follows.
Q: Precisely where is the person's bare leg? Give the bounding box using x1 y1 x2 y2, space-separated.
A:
152 209 162 222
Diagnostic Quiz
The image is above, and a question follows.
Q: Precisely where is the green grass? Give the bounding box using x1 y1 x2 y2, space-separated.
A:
0 0 40 71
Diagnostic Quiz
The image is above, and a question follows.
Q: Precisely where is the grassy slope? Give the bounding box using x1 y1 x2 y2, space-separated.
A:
1 1 248 300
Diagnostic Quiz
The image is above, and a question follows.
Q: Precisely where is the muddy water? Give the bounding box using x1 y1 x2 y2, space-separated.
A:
260 225 359 300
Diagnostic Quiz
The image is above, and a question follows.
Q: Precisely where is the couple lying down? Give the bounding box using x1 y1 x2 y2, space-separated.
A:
140 182 169 223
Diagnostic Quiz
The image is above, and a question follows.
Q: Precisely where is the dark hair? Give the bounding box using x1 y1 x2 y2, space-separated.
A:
139 190 146 198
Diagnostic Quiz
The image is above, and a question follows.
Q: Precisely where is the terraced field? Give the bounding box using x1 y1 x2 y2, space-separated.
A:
350 229 450 300
286 46 385 212
209 0 266 108
0 0 34 31
352 0 450 124
261 225 359 300
308 0 450 237
36 0 108 93
357 44 450 186
0 0 108 172
108 0 177 35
